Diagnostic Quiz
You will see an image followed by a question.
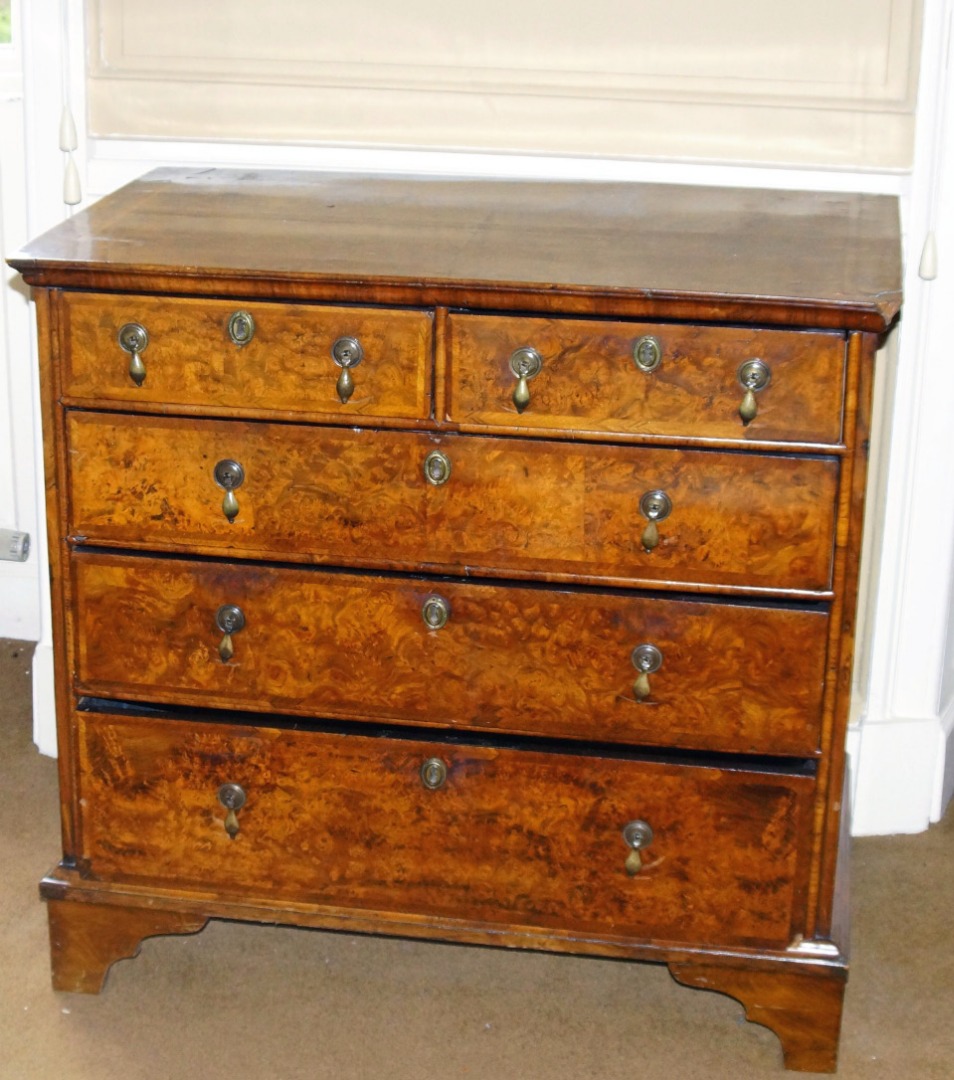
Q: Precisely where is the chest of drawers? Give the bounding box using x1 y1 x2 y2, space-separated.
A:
10 170 901 1073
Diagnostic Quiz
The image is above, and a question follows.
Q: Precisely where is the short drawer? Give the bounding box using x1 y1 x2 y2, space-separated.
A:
59 293 433 420
447 314 846 444
75 710 814 950
72 553 830 756
66 414 839 594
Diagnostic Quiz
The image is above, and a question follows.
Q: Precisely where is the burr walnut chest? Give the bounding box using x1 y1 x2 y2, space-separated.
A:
10 169 901 1072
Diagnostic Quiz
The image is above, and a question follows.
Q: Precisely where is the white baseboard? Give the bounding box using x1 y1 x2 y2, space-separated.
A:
937 698 954 822
940 727 954 821
850 715 947 835
30 640 57 758
0 567 40 641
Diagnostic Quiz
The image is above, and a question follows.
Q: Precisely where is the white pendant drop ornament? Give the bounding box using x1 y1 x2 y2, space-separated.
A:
59 106 78 152
919 231 938 281
63 156 82 206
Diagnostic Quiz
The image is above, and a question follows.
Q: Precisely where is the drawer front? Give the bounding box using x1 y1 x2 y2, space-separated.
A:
67 414 839 593
60 293 433 420
72 553 829 755
447 314 846 444
76 711 814 950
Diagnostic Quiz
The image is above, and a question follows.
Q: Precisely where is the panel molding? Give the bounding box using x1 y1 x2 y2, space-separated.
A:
85 0 922 168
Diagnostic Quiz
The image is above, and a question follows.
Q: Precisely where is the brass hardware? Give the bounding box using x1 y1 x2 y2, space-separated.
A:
638 489 672 552
509 346 543 413
227 310 255 346
217 782 247 839
633 335 662 373
331 336 364 404
423 449 452 486
737 358 771 424
422 595 450 630
622 819 654 875
631 643 663 701
213 459 245 523
215 604 246 662
420 757 448 791
118 322 149 387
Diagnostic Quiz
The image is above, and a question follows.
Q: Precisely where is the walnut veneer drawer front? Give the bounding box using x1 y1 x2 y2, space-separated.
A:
67 413 839 593
72 553 830 755
76 711 814 951
60 293 433 420
447 314 846 444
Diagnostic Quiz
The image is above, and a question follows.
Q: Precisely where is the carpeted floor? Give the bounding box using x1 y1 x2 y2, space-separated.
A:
1 637 951 1079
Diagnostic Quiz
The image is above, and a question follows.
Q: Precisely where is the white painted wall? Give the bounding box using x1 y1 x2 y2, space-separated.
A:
0 0 42 644
851 0 954 833
4 0 953 832
84 0 922 169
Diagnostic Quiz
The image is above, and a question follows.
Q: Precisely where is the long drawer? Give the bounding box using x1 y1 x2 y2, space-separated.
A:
66 413 839 594
446 313 846 444
71 552 830 755
59 293 433 421
75 709 814 950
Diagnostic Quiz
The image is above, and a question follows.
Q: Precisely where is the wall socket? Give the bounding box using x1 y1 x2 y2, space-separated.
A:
0 529 30 562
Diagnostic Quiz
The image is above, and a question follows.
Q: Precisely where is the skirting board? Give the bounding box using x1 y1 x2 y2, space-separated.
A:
850 714 953 835
0 569 41 642
31 641 56 758
940 699 954 818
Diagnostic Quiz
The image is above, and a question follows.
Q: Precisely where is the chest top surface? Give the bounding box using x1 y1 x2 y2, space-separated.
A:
10 168 901 332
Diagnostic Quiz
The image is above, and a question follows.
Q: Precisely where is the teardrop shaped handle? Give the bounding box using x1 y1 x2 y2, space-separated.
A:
218 783 246 839
214 459 245 523
509 347 542 413
631 643 663 701
622 819 654 876
638 490 672 553
118 322 149 387
215 604 246 662
737 359 771 425
332 336 364 404
336 366 355 404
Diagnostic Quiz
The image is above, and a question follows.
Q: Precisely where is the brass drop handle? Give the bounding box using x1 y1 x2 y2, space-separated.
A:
227 310 255 346
213 459 245 523
631 643 663 701
420 757 448 791
737 358 771 424
509 347 543 413
331 336 364 404
423 449 452 486
218 782 246 839
622 819 654 876
118 322 149 387
639 489 672 552
215 604 246 662
422 595 450 630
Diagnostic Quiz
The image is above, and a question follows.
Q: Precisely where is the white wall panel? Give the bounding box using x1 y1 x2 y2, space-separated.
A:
0 47 42 642
85 0 922 168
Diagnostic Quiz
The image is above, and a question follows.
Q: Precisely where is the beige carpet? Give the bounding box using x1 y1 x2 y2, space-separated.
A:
1 637 951 1079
